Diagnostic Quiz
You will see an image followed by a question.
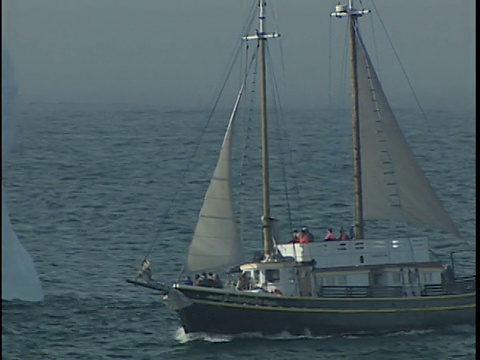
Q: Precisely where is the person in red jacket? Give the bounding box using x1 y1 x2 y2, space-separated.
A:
298 227 312 244
338 227 350 240
301 227 315 242
324 228 336 241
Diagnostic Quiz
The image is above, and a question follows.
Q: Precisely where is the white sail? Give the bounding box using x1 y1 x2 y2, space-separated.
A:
2 45 44 301
185 85 245 273
355 32 460 237
2 187 44 301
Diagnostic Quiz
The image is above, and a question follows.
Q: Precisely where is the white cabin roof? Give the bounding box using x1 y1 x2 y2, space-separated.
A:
277 237 431 269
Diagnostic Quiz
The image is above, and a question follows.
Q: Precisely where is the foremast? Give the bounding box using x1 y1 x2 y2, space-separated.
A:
331 1 370 239
242 1 280 260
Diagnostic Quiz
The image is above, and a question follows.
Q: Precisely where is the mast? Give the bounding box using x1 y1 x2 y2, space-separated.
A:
331 1 370 239
243 1 279 259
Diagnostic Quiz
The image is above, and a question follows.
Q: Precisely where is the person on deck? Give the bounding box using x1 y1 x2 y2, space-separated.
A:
236 273 250 291
181 276 193 285
212 274 223 288
198 272 209 286
137 259 152 281
206 273 216 287
288 230 300 243
194 274 202 286
349 225 355 240
301 226 315 242
298 229 311 244
324 228 336 241
339 227 349 240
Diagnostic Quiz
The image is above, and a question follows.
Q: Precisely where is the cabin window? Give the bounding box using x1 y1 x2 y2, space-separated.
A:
265 269 280 283
326 276 335 286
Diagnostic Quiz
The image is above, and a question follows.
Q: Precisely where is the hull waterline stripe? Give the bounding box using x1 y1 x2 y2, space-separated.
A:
176 286 475 301
188 299 476 313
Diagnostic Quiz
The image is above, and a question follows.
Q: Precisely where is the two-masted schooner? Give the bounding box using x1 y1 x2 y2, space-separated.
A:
128 0 475 336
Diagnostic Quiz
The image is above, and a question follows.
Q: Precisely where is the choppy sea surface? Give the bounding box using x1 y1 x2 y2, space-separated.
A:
2 102 476 359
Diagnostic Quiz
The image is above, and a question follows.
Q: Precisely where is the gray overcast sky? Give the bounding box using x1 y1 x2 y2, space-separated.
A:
2 0 476 110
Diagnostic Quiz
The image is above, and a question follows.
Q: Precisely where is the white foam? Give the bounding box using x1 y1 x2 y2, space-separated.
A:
172 326 334 343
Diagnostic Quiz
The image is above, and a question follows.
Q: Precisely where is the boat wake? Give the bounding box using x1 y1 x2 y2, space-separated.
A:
385 329 434 337
173 327 333 343
174 327 233 343
174 325 477 343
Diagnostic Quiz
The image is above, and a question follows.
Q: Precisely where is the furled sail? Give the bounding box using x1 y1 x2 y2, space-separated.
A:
355 31 460 237
185 85 245 273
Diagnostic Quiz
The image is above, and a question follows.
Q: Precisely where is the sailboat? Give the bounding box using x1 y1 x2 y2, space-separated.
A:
127 0 475 336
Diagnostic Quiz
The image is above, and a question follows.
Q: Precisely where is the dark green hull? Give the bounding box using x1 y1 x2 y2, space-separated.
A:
172 285 475 336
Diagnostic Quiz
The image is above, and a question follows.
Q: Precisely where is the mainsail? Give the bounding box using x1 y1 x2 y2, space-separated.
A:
355 31 460 237
185 85 245 273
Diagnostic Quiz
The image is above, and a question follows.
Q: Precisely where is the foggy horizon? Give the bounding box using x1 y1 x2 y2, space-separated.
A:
2 0 476 112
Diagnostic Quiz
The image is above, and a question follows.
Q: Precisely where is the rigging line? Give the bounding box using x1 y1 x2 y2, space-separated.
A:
177 62 255 278
265 44 302 230
268 0 286 78
265 44 294 230
143 24 254 262
177 55 257 279
370 1 429 129
205 0 256 118
239 48 259 242
144 55 242 260
337 19 350 110
237 0 264 241
242 0 259 40
240 68 258 242
239 42 245 87
327 15 350 228
179 77 252 278
328 12 333 110
364 1 380 80
341 22 350 107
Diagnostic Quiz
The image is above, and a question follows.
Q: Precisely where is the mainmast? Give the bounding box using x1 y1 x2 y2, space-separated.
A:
331 1 370 239
242 1 279 259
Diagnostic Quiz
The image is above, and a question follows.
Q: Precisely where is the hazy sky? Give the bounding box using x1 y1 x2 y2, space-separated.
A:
2 0 475 110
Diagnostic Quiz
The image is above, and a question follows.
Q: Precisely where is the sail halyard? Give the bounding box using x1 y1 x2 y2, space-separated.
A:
184 84 246 273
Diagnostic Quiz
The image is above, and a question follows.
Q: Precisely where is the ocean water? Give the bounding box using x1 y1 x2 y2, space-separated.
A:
2 102 476 359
